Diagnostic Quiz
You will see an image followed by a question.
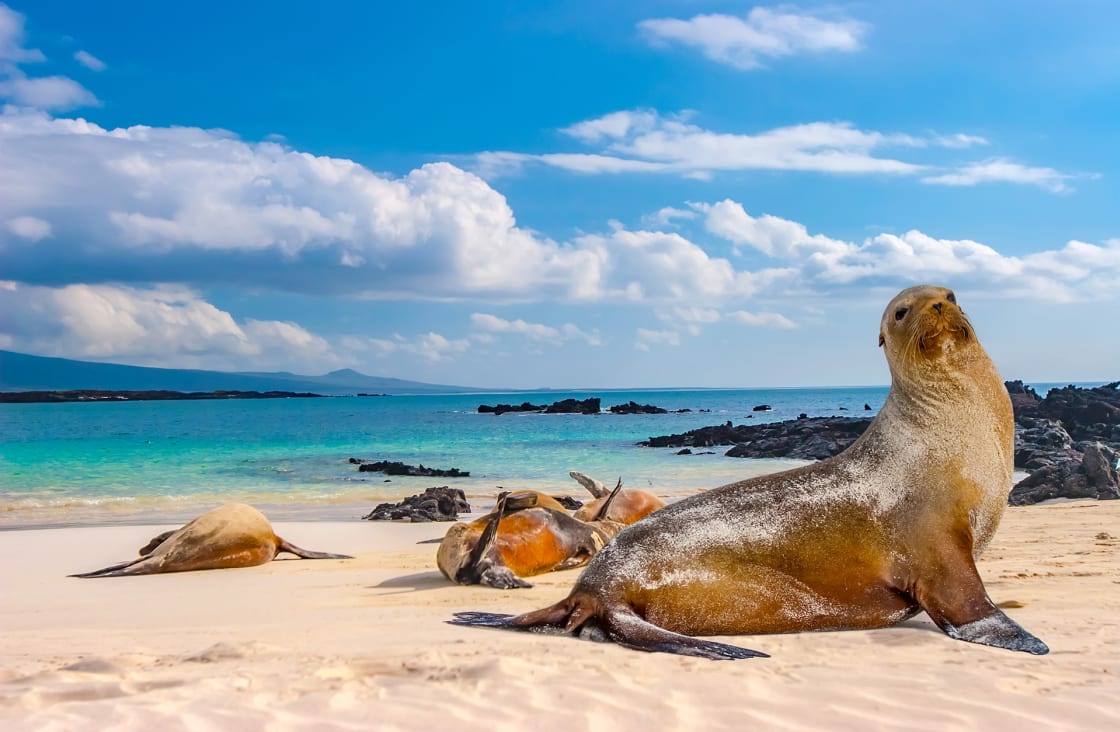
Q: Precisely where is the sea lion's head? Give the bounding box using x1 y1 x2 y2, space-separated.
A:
879 285 978 379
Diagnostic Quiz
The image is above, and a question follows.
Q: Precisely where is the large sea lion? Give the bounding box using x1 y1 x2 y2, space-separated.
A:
72 503 351 577
568 471 666 524
437 488 626 589
451 285 1049 659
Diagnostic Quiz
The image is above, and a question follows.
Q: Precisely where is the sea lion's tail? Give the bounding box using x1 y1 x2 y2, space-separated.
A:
275 539 352 560
450 593 769 661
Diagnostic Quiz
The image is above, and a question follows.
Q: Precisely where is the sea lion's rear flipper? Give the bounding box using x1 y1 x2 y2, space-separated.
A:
450 599 768 661
274 539 352 560
909 530 1049 655
591 479 624 522
455 493 532 589
569 471 609 498
69 558 152 578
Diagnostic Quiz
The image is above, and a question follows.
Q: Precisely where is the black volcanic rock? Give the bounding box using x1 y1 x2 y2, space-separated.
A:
478 401 544 415
545 397 601 414
752 404 773 412
1009 443 1120 505
350 459 469 478
642 417 872 461
1031 382 1120 443
362 487 471 521
609 401 668 414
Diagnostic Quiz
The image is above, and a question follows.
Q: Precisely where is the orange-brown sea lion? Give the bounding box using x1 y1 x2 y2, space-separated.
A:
451 285 1049 659
71 503 351 577
437 488 625 589
568 471 666 524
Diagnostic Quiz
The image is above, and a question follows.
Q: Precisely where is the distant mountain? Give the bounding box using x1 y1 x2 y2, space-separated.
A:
0 350 484 395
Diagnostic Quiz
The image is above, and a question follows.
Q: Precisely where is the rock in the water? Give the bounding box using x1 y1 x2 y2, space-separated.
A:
545 397 601 414
1009 443 1120 505
352 460 470 477
609 401 668 414
752 404 773 412
362 487 471 521
642 417 872 461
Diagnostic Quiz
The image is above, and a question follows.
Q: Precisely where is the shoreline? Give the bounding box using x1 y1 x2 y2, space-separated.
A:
1 501 1117 730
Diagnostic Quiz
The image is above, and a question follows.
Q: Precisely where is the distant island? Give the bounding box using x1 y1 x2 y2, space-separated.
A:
0 389 325 403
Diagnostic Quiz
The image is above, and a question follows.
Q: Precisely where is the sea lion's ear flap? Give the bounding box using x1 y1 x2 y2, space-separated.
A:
878 333 885 348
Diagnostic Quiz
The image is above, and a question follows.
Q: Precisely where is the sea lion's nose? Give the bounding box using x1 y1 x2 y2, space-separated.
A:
933 302 943 314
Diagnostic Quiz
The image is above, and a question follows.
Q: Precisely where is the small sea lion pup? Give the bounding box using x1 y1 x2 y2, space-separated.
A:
72 502 351 577
451 285 1049 660
437 488 626 589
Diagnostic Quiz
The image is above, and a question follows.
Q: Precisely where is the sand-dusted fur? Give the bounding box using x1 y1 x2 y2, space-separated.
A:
72 503 351 577
452 285 1048 659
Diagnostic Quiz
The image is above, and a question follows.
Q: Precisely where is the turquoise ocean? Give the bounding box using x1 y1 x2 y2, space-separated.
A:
2 386 893 528
6 381 1093 529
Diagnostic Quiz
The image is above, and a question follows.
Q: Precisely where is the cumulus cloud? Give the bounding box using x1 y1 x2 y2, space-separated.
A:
639 7 867 70
921 158 1080 193
642 206 698 228
74 50 106 71
0 282 339 371
0 108 791 307
697 199 1120 303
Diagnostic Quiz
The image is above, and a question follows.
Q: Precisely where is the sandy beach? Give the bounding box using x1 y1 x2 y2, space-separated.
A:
1 500 1117 731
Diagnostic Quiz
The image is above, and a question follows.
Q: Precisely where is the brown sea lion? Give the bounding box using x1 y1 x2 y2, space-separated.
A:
437 488 625 589
568 471 666 524
451 285 1049 659
71 503 351 577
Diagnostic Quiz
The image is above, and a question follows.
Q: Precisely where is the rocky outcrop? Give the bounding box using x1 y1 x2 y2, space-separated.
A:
641 417 872 461
349 459 470 478
477 401 544 415
1008 381 1120 504
362 486 472 521
478 398 601 415
1009 443 1120 505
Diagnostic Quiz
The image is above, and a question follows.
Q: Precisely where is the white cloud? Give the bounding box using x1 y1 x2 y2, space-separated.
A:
74 50 106 71
365 332 470 362
0 282 339 371
727 309 797 329
5 214 50 240
470 312 600 345
921 158 1079 193
0 6 98 110
639 7 867 70
698 201 1120 302
0 4 45 63
634 328 681 351
642 206 698 228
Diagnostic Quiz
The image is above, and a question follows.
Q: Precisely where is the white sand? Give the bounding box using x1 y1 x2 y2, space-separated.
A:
1 501 1117 731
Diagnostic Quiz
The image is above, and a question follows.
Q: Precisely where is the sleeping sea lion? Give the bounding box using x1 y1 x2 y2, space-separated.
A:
71 502 351 577
568 471 666 524
451 285 1049 659
437 488 625 589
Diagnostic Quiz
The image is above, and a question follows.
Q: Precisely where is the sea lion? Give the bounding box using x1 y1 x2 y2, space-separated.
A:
71 503 351 577
437 488 626 589
568 471 666 524
451 285 1049 659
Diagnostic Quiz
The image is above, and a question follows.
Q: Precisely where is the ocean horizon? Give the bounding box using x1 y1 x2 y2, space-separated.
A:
0 382 1100 530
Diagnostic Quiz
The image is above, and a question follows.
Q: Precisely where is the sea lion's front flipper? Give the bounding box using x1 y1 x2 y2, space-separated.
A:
591 479 624 522
909 530 1048 655
138 529 176 556
275 539 352 560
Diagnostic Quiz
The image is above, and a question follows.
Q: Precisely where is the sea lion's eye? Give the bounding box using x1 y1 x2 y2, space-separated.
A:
946 292 956 304
895 307 909 321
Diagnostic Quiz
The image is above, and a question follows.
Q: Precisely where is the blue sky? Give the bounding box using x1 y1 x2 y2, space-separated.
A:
0 1 1117 388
